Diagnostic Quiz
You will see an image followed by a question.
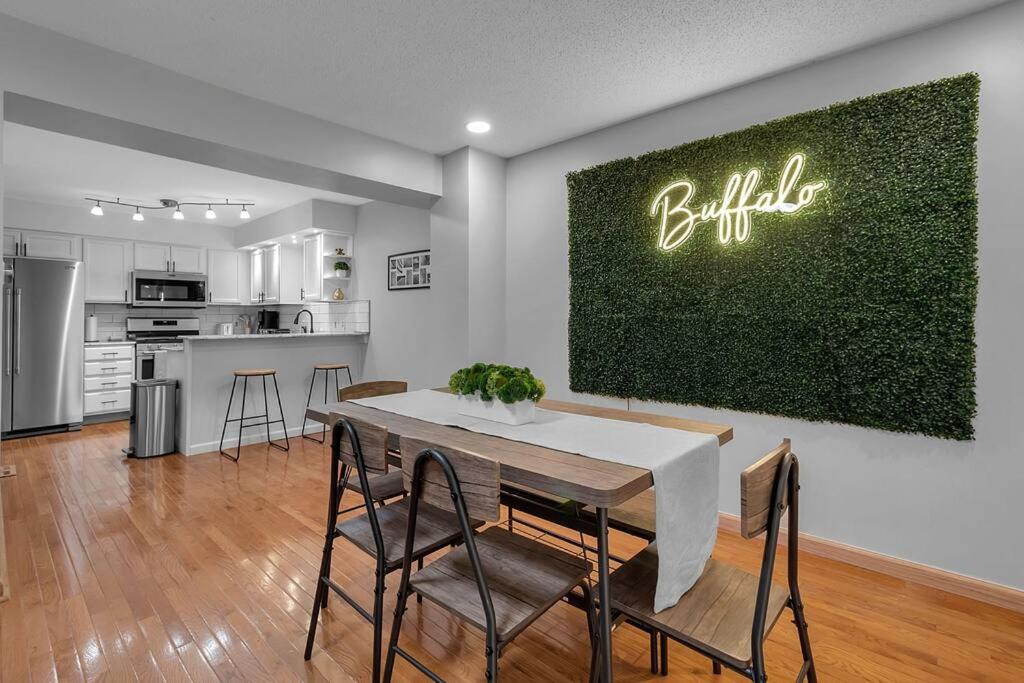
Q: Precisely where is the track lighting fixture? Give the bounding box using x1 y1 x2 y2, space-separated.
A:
84 197 254 221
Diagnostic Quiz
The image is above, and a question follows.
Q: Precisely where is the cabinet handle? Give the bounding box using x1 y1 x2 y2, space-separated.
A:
300 288 304 300
22 243 27 256
124 289 128 302
101 381 117 386
172 261 176 272
101 351 117 357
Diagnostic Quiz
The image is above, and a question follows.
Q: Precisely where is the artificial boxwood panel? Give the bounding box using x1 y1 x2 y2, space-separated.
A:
567 74 978 440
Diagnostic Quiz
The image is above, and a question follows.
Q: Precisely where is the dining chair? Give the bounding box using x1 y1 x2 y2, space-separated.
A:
607 439 817 682
384 438 597 682
304 417 477 683
335 380 410 513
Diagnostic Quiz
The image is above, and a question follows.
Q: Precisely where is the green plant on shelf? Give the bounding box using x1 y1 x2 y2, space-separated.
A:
448 362 546 404
333 261 351 275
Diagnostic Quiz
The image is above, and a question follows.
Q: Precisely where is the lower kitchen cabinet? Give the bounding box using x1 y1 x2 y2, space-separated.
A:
83 343 135 416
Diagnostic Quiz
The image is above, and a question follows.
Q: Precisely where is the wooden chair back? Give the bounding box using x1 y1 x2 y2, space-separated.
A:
740 439 792 539
339 380 408 402
335 414 389 474
399 436 501 522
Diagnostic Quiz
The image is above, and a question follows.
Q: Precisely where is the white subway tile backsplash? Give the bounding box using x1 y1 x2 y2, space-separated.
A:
85 300 371 339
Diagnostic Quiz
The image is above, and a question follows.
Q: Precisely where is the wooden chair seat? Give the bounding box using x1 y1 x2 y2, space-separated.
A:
344 470 406 501
233 368 276 377
410 526 591 643
610 545 789 670
315 362 350 370
336 498 481 569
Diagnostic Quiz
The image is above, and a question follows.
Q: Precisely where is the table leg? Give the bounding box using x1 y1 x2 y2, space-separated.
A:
596 506 613 682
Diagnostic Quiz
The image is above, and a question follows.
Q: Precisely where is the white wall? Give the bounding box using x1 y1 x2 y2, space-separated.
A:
0 13 440 197
5 196 237 248
355 200 440 388
467 149 507 362
505 2 1024 590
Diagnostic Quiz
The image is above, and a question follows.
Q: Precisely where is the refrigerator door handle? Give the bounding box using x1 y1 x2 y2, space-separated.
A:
13 288 21 374
4 287 10 376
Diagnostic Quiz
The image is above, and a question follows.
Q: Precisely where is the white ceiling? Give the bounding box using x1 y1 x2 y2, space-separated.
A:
0 1 1007 157
2 123 369 226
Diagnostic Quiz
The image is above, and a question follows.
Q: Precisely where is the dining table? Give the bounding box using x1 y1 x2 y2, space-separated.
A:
305 390 733 682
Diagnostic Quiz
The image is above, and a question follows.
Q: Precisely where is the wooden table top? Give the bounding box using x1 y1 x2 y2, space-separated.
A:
306 394 732 509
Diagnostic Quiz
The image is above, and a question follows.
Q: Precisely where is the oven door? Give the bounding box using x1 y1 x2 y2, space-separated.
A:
131 271 207 308
136 351 167 380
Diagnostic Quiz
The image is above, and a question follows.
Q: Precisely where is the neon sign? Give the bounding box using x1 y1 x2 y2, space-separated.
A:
650 153 826 251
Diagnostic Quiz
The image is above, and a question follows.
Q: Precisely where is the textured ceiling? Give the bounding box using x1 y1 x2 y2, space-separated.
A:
0 0 1006 157
3 124 367 226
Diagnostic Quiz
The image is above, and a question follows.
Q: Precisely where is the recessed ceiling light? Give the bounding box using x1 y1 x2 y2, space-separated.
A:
466 120 491 134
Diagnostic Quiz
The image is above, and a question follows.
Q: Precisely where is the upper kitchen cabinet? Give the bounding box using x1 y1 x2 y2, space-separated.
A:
133 242 170 271
250 248 265 303
208 249 247 304
83 238 133 303
4 230 82 259
250 244 282 303
170 245 205 273
133 242 206 273
302 234 323 302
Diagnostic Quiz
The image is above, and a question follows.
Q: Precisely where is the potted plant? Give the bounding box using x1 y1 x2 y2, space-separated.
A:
333 260 351 277
448 362 546 425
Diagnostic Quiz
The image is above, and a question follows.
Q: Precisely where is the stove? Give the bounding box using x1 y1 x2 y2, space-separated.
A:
127 317 200 351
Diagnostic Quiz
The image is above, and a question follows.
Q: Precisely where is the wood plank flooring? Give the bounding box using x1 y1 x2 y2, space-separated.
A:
1 422 1022 682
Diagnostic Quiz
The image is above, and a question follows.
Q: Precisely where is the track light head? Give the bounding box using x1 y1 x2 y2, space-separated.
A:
90 201 104 216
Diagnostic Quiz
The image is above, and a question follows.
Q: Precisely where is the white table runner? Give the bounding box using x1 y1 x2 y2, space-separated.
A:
350 389 719 611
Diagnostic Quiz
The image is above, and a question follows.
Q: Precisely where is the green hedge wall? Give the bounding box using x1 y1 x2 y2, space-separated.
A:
567 74 979 440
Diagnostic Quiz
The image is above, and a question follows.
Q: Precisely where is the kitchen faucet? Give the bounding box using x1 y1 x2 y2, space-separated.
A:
293 309 314 334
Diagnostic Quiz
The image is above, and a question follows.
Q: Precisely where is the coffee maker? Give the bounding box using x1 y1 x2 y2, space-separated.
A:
256 309 279 333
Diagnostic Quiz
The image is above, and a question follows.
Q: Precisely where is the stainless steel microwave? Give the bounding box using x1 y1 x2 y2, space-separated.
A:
131 270 207 308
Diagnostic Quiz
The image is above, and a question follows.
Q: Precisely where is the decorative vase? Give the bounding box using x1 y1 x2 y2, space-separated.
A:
332 288 345 301
456 393 536 426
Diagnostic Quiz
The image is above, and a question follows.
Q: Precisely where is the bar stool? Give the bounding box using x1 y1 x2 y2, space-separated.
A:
303 363 354 443
218 368 290 461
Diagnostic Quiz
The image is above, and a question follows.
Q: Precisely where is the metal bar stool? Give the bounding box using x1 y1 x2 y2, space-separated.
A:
218 368 290 461
303 363 353 443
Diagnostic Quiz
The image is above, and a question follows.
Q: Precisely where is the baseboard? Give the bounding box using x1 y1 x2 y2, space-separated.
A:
718 513 1024 614
187 422 326 456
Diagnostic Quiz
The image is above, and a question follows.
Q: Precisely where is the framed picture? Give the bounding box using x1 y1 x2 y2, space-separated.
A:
388 249 431 290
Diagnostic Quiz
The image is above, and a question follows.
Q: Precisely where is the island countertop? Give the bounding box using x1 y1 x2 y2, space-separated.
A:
185 332 368 341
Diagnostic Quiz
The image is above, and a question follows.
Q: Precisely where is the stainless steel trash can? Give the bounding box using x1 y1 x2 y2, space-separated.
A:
125 378 177 458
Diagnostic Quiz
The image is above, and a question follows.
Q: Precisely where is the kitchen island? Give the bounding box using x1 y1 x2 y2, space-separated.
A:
179 332 368 455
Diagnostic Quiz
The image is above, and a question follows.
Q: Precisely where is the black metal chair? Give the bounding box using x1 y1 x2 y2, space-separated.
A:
383 437 597 682
334 381 409 515
218 368 289 461
607 439 817 682
304 417 478 682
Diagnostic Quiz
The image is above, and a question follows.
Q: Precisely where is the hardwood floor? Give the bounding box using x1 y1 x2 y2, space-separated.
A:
1 422 1022 682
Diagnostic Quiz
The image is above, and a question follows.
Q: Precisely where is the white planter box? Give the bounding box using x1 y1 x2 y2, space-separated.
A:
456 393 536 426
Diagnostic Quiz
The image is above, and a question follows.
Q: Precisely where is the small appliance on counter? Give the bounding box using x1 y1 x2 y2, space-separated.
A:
124 378 177 458
256 309 279 333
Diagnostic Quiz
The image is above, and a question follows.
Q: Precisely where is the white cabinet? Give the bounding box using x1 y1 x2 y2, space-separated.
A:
208 249 245 304
134 242 171 271
302 234 323 302
83 342 134 416
264 244 281 303
250 248 265 303
134 242 205 273
83 238 133 303
2 231 19 257
4 230 82 259
171 245 205 273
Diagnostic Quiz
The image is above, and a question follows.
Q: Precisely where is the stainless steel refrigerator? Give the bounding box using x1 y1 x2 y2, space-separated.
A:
2 257 84 436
